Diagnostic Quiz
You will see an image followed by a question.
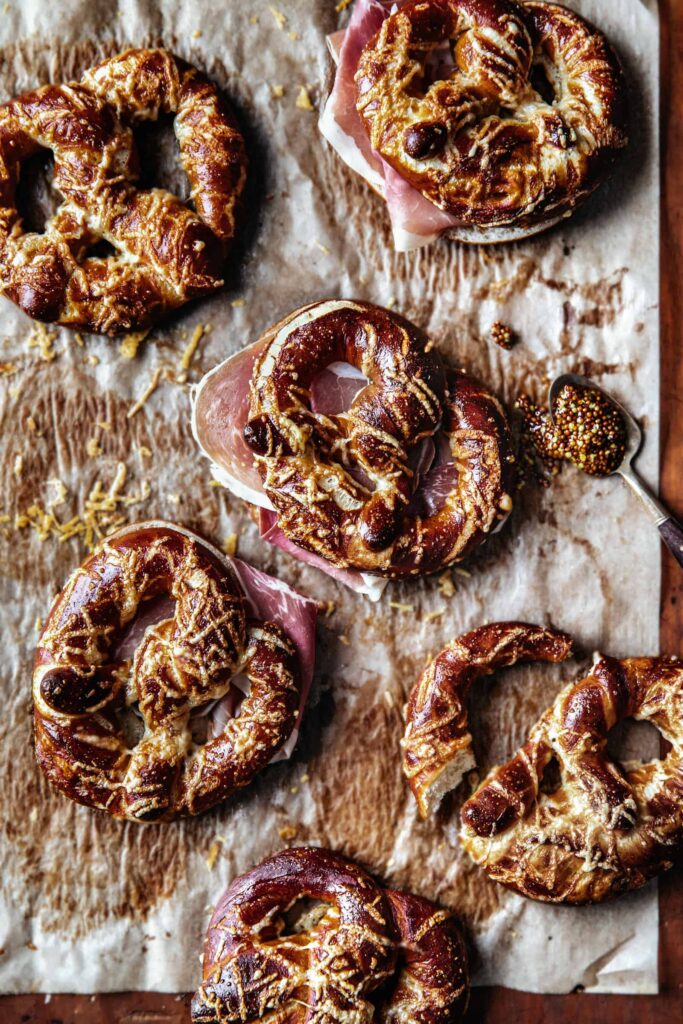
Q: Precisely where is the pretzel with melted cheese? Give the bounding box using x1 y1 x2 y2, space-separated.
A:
244 299 515 577
33 522 300 822
192 846 469 1024
402 621 683 904
0 48 247 333
355 0 628 241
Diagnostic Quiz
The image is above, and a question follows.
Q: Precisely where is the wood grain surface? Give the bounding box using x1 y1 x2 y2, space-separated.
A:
3 1 681 1020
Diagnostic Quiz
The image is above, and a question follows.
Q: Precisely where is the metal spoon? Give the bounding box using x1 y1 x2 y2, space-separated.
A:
548 373 683 568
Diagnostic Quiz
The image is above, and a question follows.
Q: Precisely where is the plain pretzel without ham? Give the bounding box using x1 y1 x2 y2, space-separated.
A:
244 299 515 577
33 523 300 822
192 846 469 1024
0 48 247 333
403 622 683 904
355 0 628 238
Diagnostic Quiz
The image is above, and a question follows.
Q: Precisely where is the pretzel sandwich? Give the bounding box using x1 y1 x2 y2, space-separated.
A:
355 0 628 241
33 522 301 821
0 48 247 333
192 846 469 1024
243 299 515 577
403 622 683 904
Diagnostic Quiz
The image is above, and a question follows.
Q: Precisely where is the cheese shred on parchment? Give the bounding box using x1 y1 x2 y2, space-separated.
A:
26 323 57 363
127 368 163 418
13 462 152 552
176 324 210 383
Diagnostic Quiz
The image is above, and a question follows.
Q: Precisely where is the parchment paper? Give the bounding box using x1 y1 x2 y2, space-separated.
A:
0 0 660 998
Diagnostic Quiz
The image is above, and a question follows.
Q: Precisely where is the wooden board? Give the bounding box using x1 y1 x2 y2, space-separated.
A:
2 1 681 1020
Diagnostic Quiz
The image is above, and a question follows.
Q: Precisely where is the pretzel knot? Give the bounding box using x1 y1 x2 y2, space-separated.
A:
355 0 628 236
245 300 514 576
191 847 469 1024
33 523 301 822
0 48 247 333
402 622 683 904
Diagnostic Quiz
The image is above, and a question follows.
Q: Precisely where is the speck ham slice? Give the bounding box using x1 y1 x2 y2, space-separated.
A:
319 0 463 251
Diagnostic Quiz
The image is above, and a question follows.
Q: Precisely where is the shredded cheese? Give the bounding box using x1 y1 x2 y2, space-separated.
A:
438 571 455 598
271 84 285 98
119 330 148 360
222 533 238 556
314 240 331 255
86 436 103 458
176 324 206 383
390 600 413 613
296 86 314 111
127 368 162 418
26 323 57 362
231 298 246 308
423 609 445 623
269 5 287 28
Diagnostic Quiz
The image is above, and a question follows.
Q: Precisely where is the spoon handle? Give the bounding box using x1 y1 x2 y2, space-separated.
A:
659 518 683 569
619 465 683 568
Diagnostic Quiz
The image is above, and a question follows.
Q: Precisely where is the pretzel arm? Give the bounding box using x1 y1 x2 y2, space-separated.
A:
193 943 303 1024
181 621 300 816
402 622 572 817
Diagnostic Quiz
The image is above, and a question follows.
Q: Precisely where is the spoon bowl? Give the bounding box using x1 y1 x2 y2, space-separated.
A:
546 372 683 568
547 372 642 472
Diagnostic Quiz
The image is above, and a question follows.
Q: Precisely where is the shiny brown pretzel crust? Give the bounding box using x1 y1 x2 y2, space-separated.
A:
461 647 683 903
33 523 300 822
244 300 515 577
192 846 469 1024
402 621 573 817
0 48 247 333
355 0 628 234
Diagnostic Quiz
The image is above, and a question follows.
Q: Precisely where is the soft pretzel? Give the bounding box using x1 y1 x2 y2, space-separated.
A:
33 522 301 822
355 0 628 239
0 48 247 333
402 621 573 817
244 299 515 577
192 846 469 1024
402 622 683 904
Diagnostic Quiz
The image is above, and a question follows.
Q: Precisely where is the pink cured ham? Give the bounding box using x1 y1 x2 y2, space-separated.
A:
192 337 462 598
319 0 463 251
193 345 389 600
191 339 270 508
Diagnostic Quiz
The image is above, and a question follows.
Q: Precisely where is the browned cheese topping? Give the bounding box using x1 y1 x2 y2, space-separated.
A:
192 846 470 1024
354 0 629 234
0 49 247 334
32 523 301 822
516 383 627 478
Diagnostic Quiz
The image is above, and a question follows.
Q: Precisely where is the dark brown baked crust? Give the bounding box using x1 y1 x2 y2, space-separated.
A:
244 299 515 577
461 650 683 903
355 0 628 233
402 622 573 817
0 48 247 333
192 846 469 1024
33 522 300 821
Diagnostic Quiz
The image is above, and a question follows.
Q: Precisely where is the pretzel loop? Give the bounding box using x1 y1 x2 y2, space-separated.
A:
460 651 683 903
245 300 514 576
402 621 683 903
355 0 628 232
192 847 469 1024
33 524 301 821
0 48 247 333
